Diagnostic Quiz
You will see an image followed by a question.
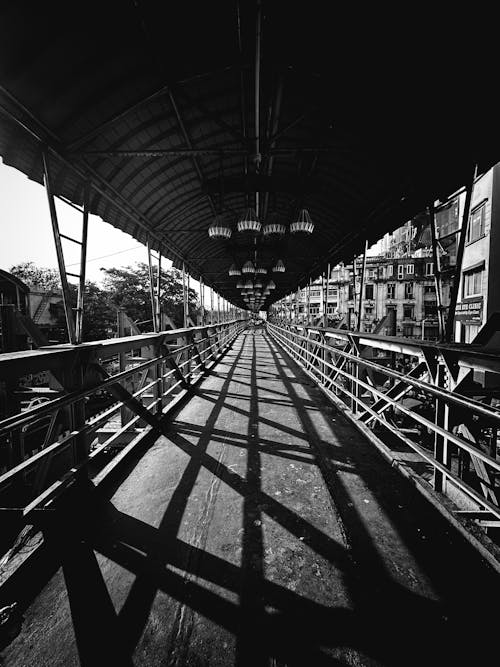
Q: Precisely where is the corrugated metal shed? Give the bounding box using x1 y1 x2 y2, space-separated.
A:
1 1 499 308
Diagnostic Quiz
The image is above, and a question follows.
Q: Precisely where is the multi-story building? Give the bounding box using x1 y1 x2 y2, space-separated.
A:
278 162 500 343
293 252 442 340
454 163 500 343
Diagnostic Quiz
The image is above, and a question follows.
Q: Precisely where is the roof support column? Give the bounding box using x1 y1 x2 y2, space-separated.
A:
357 240 368 332
75 180 90 343
42 151 77 344
429 203 446 341
147 238 158 333
445 164 477 342
324 263 331 327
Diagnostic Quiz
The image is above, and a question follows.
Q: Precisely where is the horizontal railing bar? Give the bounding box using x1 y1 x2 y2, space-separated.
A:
0 319 245 378
283 322 500 375
268 323 500 426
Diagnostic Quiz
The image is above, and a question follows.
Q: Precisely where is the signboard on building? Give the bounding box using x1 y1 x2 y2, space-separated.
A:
455 297 483 323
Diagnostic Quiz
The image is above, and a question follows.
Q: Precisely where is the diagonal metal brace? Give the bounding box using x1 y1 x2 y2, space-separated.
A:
91 363 162 430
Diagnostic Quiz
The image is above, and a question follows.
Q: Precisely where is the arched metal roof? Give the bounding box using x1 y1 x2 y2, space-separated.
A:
1 1 499 308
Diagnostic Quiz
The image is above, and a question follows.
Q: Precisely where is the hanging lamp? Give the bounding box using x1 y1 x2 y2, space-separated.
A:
273 259 285 273
242 260 255 274
237 207 261 233
229 263 241 276
236 279 244 289
244 279 253 289
290 208 314 234
267 280 276 289
262 212 286 237
208 216 232 239
255 266 267 275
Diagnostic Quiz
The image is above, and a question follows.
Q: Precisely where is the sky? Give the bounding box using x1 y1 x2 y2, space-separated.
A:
0 159 162 284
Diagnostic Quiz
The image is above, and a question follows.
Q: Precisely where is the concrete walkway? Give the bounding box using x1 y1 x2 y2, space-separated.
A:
2 331 499 666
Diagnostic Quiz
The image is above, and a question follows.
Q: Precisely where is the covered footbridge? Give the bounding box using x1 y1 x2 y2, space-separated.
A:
1 2 500 665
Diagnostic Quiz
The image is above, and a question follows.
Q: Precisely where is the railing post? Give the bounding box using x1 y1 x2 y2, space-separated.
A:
347 334 360 415
433 362 447 492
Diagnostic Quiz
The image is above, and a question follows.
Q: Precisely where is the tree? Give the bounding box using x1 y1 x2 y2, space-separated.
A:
10 263 116 343
101 263 199 328
10 262 60 291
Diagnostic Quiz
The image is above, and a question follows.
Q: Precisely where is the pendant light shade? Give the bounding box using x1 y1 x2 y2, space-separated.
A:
229 263 241 276
273 259 285 273
262 221 286 237
254 279 263 289
263 288 271 295
237 207 261 233
236 280 244 289
208 216 232 239
290 208 314 234
255 266 267 275
267 280 276 289
244 279 253 289
242 260 255 274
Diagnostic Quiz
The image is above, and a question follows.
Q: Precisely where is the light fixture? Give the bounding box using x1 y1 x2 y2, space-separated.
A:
267 280 276 289
244 279 253 289
262 218 286 237
263 288 271 295
208 216 232 239
242 260 255 274
229 263 241 276
255 266 267 275
237 207 261 233
254 279 263 289
290 208 314 234
236 280 244 289
273 259 285 273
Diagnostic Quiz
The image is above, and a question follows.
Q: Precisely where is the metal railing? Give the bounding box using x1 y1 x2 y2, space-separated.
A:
267 319 500 530
0 319 245 524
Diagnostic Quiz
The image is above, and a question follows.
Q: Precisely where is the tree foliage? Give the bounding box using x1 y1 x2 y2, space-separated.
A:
9 261 200 343
101 263 199 326
10 261 60 291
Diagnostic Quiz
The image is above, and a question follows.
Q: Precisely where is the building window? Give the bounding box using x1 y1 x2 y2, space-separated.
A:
406 264 414 275
309 305 319 314
398 265 404 279
403 324 413 338
365 306 374 315
467 204 485 243
387 264 393 277
365 284 374 300
424 301 437 317
309 289 321 298
425 262 434 276
424 284 435 294
387 283 395 299
404 282 414 299
348 284 354 300
403 306 414 320
463 267 483 297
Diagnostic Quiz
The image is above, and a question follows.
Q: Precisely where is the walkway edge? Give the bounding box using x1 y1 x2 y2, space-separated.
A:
269 331 500 577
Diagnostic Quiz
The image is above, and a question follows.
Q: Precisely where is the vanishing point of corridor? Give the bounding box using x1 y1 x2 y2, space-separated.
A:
3 331 499 667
